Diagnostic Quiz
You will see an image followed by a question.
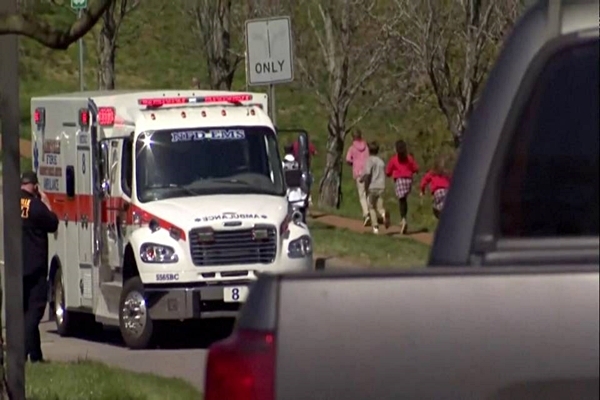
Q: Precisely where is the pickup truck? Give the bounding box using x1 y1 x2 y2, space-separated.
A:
203 0 600 399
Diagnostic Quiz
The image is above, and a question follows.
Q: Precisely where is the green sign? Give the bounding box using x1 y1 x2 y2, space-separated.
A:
70 0 87 10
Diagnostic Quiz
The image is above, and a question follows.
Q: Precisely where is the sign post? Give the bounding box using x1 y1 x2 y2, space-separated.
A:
245 16 294 127
71 0 88 91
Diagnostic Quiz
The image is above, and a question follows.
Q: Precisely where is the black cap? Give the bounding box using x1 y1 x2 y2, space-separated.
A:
20 171 39 185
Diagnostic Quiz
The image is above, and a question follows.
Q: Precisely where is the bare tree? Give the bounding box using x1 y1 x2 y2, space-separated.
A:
97 0 140 90
393 0 521 146
0 0 114 49
295 0 399 208
185 0 246 90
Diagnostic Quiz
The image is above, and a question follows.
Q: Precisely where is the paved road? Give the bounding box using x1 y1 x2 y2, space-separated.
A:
40 317 232 392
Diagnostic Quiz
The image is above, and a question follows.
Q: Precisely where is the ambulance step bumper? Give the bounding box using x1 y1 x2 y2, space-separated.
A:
144 282 250 320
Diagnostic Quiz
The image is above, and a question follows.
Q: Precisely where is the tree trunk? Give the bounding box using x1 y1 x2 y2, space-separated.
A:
206 56 234 90
97 8 117 90
449 118 463 148
207 26 234 90
318 116 345 208
0 276 6 400
97 34 116 90
207 0 235 90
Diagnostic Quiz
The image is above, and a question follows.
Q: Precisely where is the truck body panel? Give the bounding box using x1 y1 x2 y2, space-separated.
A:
270 267 599 399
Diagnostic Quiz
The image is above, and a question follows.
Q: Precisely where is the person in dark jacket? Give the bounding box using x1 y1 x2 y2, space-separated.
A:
20 171 59 363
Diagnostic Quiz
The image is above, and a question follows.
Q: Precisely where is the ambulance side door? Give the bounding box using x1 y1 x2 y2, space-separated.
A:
105 139 125 271
76 132 94 308
118 135 134 257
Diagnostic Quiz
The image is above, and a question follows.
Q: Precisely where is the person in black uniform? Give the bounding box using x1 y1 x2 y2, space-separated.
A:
20 171 59 363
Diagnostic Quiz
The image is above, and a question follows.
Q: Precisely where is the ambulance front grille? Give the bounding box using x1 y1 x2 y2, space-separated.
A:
189 226 277 266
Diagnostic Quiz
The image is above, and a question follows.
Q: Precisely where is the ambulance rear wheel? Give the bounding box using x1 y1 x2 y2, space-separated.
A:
53 268 79 337
119 277 155 350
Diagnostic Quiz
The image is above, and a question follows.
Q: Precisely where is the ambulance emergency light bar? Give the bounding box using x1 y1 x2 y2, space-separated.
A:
78 107 116 128
137 94 255 108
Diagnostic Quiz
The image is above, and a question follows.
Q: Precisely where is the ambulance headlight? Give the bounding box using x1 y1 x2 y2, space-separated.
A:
140 243 178 263
287 235 312 259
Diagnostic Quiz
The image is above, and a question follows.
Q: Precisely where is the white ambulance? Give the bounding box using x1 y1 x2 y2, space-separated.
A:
30 90 314 349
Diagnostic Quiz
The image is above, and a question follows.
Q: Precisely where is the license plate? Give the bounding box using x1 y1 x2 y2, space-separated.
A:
223 286 249 303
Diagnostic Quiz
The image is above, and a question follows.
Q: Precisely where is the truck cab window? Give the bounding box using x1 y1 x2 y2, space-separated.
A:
121 137 133 197
499 40 599 238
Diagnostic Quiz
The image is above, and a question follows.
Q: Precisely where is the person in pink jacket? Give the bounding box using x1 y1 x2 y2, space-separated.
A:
345 129 371 225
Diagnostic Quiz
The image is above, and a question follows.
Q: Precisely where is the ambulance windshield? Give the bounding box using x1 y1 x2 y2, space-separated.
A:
135 126 285 202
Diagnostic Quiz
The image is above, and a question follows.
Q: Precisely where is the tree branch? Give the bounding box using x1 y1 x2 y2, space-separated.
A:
185 0 244 90
346 43 388 101
0 0 114 49
306 7 329 72
296 57 332 109
113 0 141 43
393 0 520 143
345 92 386 133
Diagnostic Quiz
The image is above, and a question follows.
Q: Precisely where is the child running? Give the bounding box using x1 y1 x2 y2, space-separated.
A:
385 140 419 234
420 154 452 220
360 141 390 234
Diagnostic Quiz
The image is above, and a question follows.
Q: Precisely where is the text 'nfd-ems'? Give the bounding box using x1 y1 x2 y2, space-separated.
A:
171 129 246 142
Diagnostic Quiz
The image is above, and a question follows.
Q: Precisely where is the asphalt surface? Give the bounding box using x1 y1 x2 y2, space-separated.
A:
0 179 358 391
39 317 232 392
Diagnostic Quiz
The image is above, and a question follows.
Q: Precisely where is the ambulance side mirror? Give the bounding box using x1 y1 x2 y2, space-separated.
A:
99 141 111 198
296 132 311 193
296 132 309 173
300 171 311 194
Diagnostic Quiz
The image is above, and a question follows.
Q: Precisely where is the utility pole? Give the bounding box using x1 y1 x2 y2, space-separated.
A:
79 8 85 91
0 0 26 398
71 0 88 91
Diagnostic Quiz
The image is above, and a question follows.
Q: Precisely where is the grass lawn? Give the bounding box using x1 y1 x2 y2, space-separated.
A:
309 221 430 268
26 360 202 400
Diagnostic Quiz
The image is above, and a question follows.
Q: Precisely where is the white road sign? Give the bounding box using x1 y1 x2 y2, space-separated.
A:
245 16 294 86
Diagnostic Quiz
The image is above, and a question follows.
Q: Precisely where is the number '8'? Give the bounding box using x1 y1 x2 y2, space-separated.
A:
232 288 240 301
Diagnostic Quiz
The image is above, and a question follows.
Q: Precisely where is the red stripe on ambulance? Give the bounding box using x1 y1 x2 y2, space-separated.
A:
45 193 187 241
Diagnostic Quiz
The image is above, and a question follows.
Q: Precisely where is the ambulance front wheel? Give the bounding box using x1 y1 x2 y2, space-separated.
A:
119 277 155 350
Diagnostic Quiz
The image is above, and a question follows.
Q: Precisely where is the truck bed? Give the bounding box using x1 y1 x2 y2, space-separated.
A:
241 266 599 400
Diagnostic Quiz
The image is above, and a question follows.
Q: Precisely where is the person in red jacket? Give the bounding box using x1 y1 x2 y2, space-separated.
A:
420 154 452 220
385 140 419 234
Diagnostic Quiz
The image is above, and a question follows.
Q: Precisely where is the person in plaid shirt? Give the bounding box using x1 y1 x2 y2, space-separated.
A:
385 140 419 234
